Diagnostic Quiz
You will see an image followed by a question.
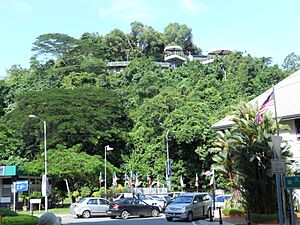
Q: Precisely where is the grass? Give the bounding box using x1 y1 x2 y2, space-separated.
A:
17 207 70 216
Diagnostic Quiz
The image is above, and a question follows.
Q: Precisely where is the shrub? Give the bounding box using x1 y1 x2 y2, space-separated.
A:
28 191 42 199
92 191 101 197
3 215 38 225
222 208 245 216
80 186 91 197
251 213 278 223
0 208 18 217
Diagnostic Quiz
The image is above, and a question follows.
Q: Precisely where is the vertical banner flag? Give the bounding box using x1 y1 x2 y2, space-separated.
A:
135 174 142 187
195 173 199 187
112 173 118 186
147 175 152 186
254 90 274 123
130 171 136 180
166 161 172 176
209 170 215 186
124 173 131 187
98 172 104 184
180 175 184 187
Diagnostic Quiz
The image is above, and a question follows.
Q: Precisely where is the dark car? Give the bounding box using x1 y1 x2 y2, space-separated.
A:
107 198 160 219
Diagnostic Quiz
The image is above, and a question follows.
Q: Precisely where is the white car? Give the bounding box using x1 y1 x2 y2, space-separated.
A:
113 193 135 201
215 194 232 208
70 197 110 218
137 195 162 210
148 195 167 211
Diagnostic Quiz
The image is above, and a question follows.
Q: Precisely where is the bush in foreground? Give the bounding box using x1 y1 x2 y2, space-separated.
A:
3 214 38 225
0 207 18 216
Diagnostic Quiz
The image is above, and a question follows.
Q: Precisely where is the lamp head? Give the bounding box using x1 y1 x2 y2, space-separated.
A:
105 145 113 151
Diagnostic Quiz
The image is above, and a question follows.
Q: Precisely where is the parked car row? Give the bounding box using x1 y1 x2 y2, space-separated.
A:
70 196 160 219
70 192 232 221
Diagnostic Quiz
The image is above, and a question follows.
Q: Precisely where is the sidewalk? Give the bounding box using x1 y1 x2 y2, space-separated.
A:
219 215 300 225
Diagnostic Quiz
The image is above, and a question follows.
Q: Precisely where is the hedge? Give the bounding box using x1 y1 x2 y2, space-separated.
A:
3 215 38 225
251 213 278 223
0 208 18 217
222 208 245 216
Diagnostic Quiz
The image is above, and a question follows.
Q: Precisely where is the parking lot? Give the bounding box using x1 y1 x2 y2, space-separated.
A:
59 213 235 225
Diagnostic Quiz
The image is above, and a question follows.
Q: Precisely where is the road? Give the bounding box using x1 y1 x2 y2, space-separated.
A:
59 214 230 225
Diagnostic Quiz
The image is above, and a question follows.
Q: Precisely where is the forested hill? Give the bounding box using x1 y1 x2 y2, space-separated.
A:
0 22 292 193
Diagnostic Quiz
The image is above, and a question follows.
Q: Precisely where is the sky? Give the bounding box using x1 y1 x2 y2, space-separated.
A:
1 0 299 78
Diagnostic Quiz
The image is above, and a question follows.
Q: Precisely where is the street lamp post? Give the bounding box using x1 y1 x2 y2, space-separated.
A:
166 130 171 192
29 115 48 212
104 145 113 196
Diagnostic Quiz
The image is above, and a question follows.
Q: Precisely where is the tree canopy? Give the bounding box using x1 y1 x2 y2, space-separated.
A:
0 21 292 204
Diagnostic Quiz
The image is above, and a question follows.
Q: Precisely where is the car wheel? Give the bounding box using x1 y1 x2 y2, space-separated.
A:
82 210 91 218
110 216 116 219
121 210 129 219
151 209 159 217
186 211 193 222
166 217 173 221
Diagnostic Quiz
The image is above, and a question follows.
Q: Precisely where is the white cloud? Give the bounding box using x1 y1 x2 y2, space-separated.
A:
99 0 153 22
179 0 205 14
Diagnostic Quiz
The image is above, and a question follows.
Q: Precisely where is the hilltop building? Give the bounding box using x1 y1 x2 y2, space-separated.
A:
107 45 232 73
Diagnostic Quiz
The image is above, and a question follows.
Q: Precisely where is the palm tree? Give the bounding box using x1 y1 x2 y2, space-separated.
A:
211 103 290 214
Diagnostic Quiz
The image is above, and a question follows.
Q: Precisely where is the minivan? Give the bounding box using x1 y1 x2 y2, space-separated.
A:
165 192 212 222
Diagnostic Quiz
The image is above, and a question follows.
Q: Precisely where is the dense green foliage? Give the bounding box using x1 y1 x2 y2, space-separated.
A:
0 207 18 216
3 214 38 225
0 21 293 213
211 104 291 213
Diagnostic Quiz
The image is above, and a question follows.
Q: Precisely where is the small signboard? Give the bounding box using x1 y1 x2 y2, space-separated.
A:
271 159 286 174
16 180 28 192
284 176 300 189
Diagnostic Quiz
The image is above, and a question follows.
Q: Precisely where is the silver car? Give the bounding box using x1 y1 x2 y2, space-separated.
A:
70 197 110 218
165 192 212 222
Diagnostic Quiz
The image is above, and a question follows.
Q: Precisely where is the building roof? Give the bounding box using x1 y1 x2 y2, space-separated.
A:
164 45 183 52
207 48 232 56
212 69 300 130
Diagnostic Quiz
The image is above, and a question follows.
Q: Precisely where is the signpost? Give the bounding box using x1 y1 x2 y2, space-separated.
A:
12 180 29 211
271 159 286 174
284 176 300 189
16 180 28 192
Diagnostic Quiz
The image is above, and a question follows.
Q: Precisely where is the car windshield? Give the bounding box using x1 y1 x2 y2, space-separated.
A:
164 196 172 202
78 198 86 203
151 196 164 201
216 196 231 202
173 196 193 203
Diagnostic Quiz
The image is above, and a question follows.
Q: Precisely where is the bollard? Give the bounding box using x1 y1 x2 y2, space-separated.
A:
218 207 223 224
247 207 252 225
209 207 213 222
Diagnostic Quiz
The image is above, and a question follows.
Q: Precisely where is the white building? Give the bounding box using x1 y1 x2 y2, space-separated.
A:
212 69 300 198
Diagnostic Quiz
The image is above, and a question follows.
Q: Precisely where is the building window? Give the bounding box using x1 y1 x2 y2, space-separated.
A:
295 119 300 139
2 178 12 197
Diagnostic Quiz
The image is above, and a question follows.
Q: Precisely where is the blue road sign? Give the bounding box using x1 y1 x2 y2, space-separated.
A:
16 180 28 192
